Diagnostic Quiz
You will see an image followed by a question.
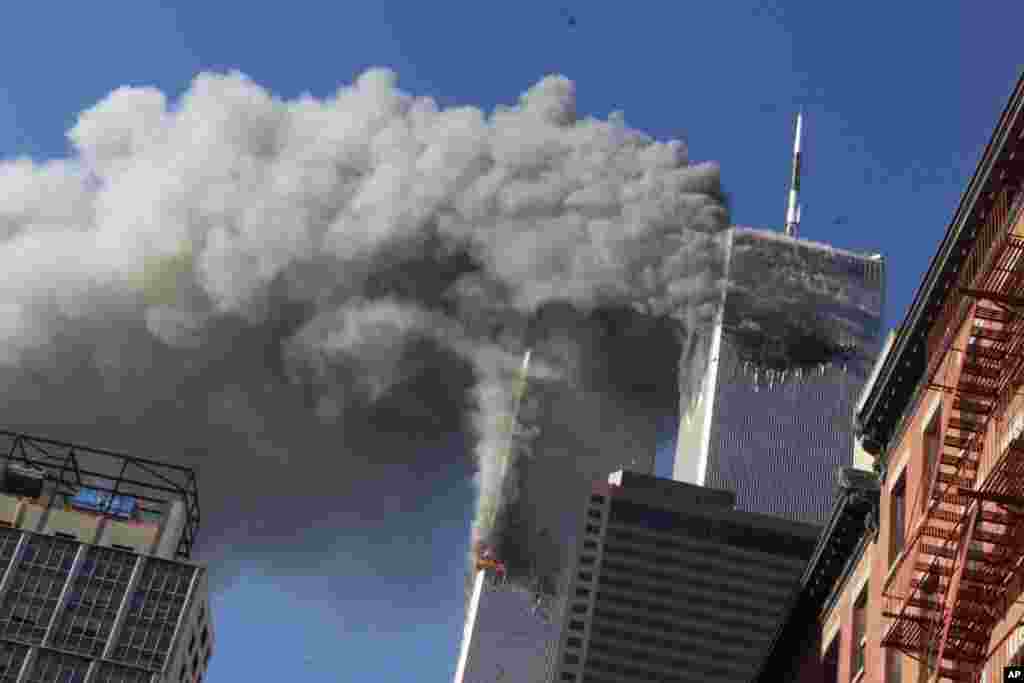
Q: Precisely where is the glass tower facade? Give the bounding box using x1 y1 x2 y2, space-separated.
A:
674 227 885 525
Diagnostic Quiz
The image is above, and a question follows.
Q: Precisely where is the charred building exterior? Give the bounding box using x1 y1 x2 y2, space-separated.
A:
454 568 561 683
454 309 681 683
674 227 885 525
0 431 213 683
546 470 819 683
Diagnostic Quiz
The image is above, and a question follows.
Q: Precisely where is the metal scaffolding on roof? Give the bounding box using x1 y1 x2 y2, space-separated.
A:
0 430 201 561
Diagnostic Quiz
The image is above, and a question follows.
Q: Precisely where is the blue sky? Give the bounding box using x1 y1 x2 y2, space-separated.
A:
2 1 1023 681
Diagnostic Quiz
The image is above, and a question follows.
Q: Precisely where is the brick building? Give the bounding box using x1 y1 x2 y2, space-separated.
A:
768 71 1024 682
0 430 213 683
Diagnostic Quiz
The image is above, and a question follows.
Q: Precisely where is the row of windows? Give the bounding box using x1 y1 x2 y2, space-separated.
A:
591 607 766 652
587 635 752 680
93 662 153 683
608 500 816 560
585 498 604 535
180 601 212 683
592 586 775 637
0 650 157 683
565 581 757 675
0 529 200 678
0 536 79 645
597 567 783 621
50 547 136 658
583 652 689 683
605 524 804 577
888 407 941 570
599 554 790 606
112 560 195 671
575 491 602 679
600 540 796 595
0 532 20 569
588 613 761 660
23 649 90 683
51 535 137 557
0 642 27 682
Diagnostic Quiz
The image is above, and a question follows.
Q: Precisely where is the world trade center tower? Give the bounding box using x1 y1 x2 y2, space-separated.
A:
673 226 885 525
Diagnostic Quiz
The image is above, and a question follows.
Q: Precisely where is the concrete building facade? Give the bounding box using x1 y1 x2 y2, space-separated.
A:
0 430 212 683
546 470 820 683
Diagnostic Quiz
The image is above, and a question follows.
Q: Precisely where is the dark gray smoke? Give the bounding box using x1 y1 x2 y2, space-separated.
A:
488 306 686 597
0 69 730 596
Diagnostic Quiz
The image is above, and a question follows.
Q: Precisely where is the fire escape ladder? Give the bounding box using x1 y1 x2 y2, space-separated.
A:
931 505 984 683
883 308 1010 671
882 321 979 664
882 187 1024 680
926 303 1024 681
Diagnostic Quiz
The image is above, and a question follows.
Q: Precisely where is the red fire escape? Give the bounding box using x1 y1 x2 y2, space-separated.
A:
882 184 1024 682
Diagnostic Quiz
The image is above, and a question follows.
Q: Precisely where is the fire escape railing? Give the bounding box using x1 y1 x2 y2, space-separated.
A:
882 185 1024 681
926 190 1017 374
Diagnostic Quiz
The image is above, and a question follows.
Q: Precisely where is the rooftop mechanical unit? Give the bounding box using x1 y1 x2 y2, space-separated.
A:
4 462 45 498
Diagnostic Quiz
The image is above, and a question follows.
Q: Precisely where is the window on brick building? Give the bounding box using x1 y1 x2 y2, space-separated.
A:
851 584 868 679
891 473 906 567
922 409 941 514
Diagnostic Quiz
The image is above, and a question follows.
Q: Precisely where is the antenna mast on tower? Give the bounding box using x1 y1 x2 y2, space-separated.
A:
784 110 804 238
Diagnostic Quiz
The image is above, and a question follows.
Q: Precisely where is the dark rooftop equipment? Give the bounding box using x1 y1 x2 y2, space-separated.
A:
4 462 45 498
0 430 201 560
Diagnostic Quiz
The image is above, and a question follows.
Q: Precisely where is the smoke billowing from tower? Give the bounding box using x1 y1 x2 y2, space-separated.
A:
0 69 730 597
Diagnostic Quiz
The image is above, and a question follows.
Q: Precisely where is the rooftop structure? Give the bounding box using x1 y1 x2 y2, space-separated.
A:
0 430 212 682
0 430 200 561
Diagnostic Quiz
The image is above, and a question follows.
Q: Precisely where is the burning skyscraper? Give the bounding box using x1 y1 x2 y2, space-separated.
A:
455 112 885 681
671 113 884 524
455 307 680 683
672 226 885 524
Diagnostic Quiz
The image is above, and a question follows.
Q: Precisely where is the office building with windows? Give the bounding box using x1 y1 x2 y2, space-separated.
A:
453 309 682 683
673 227 885 526
790 71 1024 682
0 430 213 683
546 469 820 683
751 467 880 683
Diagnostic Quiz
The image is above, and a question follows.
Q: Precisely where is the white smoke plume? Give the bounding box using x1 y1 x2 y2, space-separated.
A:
0 69 730 596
